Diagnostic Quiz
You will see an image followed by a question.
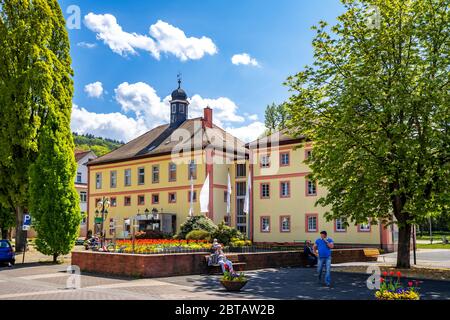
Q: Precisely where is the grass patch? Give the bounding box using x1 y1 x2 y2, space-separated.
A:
417 243 450 250
333 265 450 281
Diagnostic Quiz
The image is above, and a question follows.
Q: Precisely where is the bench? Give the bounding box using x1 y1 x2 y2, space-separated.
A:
363 248 380 261
204 255 247 275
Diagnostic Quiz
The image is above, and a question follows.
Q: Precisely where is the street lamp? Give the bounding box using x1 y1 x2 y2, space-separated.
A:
96 196 110 247
151 208 159 220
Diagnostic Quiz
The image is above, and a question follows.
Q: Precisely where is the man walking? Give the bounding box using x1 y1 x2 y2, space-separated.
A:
314 231 334 287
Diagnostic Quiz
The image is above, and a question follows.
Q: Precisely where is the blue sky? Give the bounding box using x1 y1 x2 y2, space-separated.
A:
61 0 344 142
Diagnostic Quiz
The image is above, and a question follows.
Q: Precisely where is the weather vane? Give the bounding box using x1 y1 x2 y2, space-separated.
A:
177 72 182 88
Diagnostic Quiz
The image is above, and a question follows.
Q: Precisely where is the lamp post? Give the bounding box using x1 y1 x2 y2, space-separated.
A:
96 196 110 247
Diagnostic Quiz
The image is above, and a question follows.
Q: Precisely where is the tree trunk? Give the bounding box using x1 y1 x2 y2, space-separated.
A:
1 228 7 240
53 253 58 263
15 206 26 252
397 223 411 268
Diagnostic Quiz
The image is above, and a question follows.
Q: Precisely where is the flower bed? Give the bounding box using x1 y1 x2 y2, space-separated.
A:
115 239 212 254
375 271 421 300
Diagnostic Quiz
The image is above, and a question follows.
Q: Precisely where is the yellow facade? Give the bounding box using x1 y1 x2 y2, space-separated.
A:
87 135 388 247
251 142 383 245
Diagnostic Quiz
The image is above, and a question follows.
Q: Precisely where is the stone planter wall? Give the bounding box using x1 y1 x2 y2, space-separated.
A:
72 248 376 278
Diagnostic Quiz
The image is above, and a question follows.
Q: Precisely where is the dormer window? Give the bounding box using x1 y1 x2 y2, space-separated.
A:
171 104 177 113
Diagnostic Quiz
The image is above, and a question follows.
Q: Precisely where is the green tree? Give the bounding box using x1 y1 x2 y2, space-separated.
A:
264 103 290 135
265 103 279 134
0 204 15 239
29 114 81 263
285 0 449 268
0 0 74 251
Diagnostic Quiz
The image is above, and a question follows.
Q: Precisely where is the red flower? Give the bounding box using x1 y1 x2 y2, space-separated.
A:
380 277 385 283
382 271 388 277
397 271 402 277
408 282 413 287
224 264 230 271
390 271 395 276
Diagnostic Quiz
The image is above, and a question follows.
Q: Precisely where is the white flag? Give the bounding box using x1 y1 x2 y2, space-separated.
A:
226 171 232 216
189 174 194 217
243 172 251 214
199 174 210 213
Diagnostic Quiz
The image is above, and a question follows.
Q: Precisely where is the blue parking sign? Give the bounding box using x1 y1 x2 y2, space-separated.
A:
23 214 32 230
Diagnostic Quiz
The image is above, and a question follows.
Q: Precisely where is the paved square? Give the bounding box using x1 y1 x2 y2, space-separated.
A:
1 263 449 300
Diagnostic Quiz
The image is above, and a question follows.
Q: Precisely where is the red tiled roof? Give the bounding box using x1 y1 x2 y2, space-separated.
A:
75 151 91 162
88 118 248 166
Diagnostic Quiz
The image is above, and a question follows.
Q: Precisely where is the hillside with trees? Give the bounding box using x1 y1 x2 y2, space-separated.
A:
73 133 124 156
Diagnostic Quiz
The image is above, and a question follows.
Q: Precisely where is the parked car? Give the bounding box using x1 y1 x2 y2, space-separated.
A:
0 240 15 266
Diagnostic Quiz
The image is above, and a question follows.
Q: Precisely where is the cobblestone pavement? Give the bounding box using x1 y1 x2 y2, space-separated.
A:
1 263 450 300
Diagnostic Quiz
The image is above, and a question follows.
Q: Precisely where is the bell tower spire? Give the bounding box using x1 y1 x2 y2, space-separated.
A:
169 75 189 127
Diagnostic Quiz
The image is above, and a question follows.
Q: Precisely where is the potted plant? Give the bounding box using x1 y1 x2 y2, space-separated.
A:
375 271 421 300
220 269 248 292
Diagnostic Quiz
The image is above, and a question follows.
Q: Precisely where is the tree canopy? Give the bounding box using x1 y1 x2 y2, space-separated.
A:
0 0 79 254
285 0 449 268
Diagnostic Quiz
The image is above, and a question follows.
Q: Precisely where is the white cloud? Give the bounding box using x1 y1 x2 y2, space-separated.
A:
84 13 217 61
84 13 158 58
188 95 244 127
71 104 148 142
114 82 170 129
231 53 259 67
72 81 264 143
244 113 259 121
226 121 266 143
84 81 104 98
149 20 217 61
77 42 97 49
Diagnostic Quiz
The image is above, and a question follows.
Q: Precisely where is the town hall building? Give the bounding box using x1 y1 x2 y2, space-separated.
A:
86 81 394 251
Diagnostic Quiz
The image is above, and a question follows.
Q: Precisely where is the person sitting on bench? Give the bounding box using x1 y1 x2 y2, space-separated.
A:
208 239 221 266
304 240 317 267
216 245 236 275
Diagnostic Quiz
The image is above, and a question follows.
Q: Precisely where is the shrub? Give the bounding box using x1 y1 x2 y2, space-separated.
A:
210 222 244 246
177 216 217 239
135 230 171 239
230 238 252 247
186 230 211 241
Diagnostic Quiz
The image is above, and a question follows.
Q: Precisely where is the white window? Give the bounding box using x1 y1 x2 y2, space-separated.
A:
110 171 117 188
280 153 290 166
261 183 270 198
280 182 290 197
307 179 317 196
188 160 197 179
169 163 177 181
261 217 270 233
260 155 270 168
80 192 87 203
307 215 317 232
180 104 185 113
124 169 131 186
359 222 371 232
152 165 159 183
76 172 82 183
171 104 177 113
335 218 346 232
281 216 290 232
138 167 145 185
236 164 246 178
95 173 102 189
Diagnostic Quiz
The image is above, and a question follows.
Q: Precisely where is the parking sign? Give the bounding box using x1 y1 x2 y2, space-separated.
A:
22 214 32 231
